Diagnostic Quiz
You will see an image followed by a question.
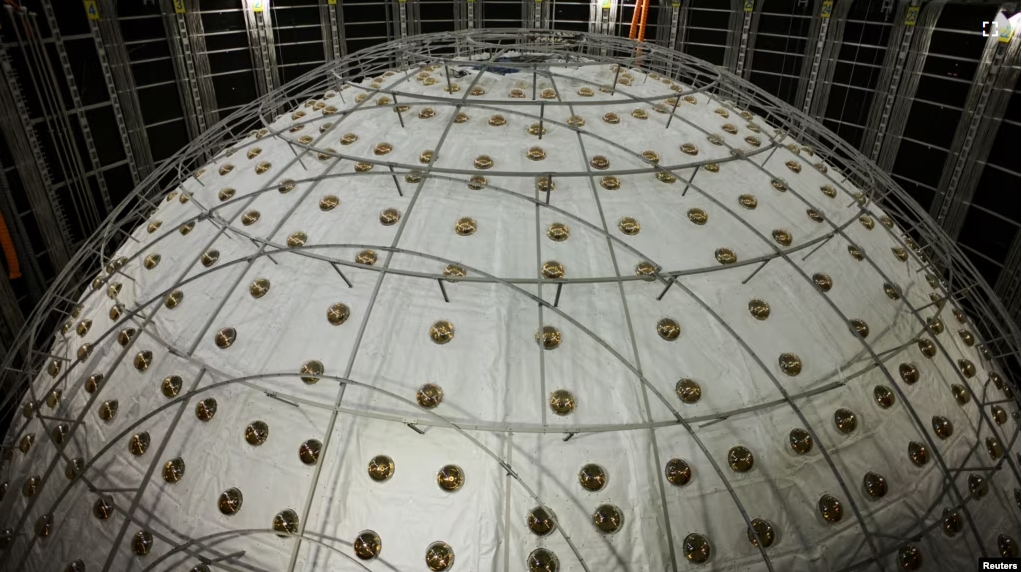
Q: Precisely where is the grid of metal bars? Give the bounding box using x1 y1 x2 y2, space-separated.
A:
0 0 1017 368
0 29 1017 572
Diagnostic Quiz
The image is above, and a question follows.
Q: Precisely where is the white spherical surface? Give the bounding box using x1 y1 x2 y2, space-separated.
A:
1 32 1017 572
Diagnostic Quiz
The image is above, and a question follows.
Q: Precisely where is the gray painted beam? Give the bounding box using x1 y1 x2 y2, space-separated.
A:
184 0 221 134
735 0 759 79
333 0 349 57
91 0 156 185
806 0 854 122
161 0 208 143
994 231 1020 322
40 0 113 214
723 0 745 72
932 11 1019 239
797 0 829 114
0 263 23 356
0 158 46 302
244 1 280 98
0 42 72 269
320 0 342 62
862 0 942 171
665 0 685 51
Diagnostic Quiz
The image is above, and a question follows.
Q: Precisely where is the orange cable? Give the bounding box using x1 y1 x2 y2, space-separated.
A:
0 205 21 280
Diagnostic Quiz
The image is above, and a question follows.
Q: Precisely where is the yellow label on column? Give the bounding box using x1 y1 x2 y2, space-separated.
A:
173 0 186 13
327 0 337 4
83 0 100 19
743 0 754 12
602 0 612 8
252 0 264 12
904 6 919 26
821 1 832 18
998 20 1015 43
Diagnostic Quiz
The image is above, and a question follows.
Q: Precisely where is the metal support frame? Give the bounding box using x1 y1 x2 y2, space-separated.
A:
0 28 1019 572
527 0 546 29
320 0 342 62
465 0 476 30
734 0 759 78
862 0 938 169
994 232 1020 318
244 0 280 98
805 0 853 121
0 159 45 303
721 0 744 71
666 0 684 52
184 1 220 132
797 0 828 114
932 10 1019 238
0 38 72 269
40 0 113 214
161 0 210 143
0 256 23 353
333 0 349 58
90 0 155 186
397 0 411 38
590 0 617 36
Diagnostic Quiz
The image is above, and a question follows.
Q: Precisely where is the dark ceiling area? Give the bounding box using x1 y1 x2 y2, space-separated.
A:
0 0 1017 354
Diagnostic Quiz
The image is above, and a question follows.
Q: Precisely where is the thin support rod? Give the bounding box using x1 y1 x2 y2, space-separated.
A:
801 234 833 261
331 263 353 288
437 278 449 303
741 260 769 285
664 90 682 128
656 276 676 300
388 164 404 197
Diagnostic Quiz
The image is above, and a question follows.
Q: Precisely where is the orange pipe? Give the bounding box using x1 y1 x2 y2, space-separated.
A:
637 0 651 42
628 0 642 39
0 205 21 280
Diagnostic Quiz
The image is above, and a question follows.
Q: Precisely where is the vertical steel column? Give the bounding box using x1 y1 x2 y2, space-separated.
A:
333 0 349 57
40 0 113 214
244 0 280 98
528 0 542 29
723 0 745 71
798 0 829 114
932 16 1019 237
161 0 209 142
994 231 1020 320
861 0 939 169
320 0 341 62
89 0 155 185
398 0 410 37
605 0 618 35
184 0 220 129
467 0 476 30
734 0 758 79
0 159 45 301
0 43 72 268
653 0 668 45
805 0 853 121
0 266 23 356
667 0 684 52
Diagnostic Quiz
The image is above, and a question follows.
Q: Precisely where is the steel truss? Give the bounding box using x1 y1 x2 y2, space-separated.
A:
0 30 1018 572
